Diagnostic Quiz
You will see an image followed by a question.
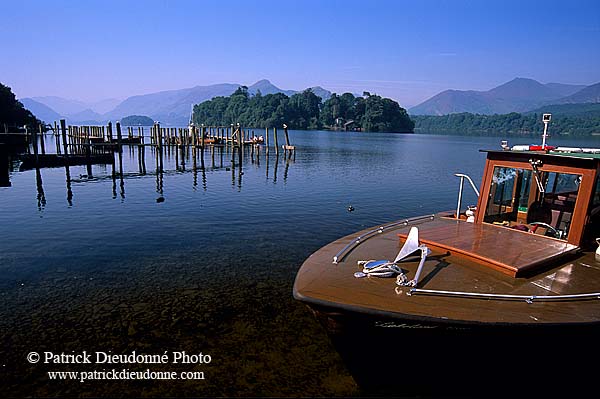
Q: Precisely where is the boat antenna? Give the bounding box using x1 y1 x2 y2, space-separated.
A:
541 113 551 149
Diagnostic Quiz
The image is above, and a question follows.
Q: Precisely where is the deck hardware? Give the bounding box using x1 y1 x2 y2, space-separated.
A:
332 215 435 264
454 173 479 220
356 260 403 278
354 227 431 281
407 288 600 302
529 159 546 194
396 273 409 286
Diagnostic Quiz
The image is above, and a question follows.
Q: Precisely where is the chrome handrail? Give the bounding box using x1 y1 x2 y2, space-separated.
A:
408 288 600 303
455 173 480 220
332 214 435 264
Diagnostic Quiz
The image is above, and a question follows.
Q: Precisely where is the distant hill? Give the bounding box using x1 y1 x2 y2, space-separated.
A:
27 80 333 126
87 98 122 114
248 79 295 96
246 80 331 101
545 83 588 98
410 78 588 115
527 102 600 118
411 89 496 115
29 96 88 116
553 82 600 104
22 96 122 124
309 86 332 101
66 108 103 123
105 83 241 126
20 98 61 124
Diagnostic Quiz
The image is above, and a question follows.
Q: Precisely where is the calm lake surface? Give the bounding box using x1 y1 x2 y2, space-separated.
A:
2 131 599 396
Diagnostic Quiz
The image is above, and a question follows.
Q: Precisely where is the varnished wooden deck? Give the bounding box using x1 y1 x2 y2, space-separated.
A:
294 216 600 326
397 218 578 277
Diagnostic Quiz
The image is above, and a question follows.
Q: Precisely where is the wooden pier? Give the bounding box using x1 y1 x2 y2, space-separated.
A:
1 119 300 204
2 118 296 174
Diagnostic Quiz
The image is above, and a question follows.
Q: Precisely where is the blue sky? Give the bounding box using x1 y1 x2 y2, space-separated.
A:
1 0 599 107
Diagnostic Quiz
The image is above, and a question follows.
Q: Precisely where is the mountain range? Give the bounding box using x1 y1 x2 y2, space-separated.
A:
21 80 332 126
409 78 599 115
20 77 600 125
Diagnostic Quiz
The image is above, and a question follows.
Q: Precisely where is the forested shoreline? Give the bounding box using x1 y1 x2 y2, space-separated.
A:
412 111 600 137
192 87 415 133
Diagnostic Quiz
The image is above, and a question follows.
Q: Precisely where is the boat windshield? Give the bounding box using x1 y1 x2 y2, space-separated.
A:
483 166 580 240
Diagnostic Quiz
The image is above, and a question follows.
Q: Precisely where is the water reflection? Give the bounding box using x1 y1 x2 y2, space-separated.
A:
64 164 73 206
35 167 45 210
14 141 291 206
0 146 10 187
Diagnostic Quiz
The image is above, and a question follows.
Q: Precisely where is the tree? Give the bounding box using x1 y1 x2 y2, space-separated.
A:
0 83 39 128
320 92 414 132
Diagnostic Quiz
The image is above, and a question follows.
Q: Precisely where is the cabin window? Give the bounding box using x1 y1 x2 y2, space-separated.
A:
484 166 581 240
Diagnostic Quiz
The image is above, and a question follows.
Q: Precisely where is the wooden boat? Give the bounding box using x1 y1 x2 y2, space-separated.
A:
294 135 600 396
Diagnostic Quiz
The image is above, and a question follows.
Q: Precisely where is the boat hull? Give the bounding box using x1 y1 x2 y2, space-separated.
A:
307 303 600 396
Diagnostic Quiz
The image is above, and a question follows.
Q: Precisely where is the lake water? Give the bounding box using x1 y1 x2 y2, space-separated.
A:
2 131 599 396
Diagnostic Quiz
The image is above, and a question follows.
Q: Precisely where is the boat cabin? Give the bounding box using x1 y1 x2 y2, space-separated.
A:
474 148 600 248
398 147 600 278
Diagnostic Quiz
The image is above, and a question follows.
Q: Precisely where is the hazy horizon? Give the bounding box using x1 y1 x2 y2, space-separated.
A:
2 0 599 108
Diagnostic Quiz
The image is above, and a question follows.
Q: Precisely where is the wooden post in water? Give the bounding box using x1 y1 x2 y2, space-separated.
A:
86 126 90 152
32 124 39 165
39 124 46 155
237 124 243 165
283 123 291 147
76 126 81 154
157 122 163 171
85 131 92 176
140 135 146 174
265 127 269 155
159 124 164 149
200 124 205 149
107 121 113 143
116 121 123 153
24 126 30 154
282 123 295 158
54 121 61 154
190 123 196 149
60 119 69 158
70 126 74 154
274 126 279 156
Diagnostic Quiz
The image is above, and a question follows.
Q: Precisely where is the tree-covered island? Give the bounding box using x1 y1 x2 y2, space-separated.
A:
120 115 154 126
193 87 415 133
